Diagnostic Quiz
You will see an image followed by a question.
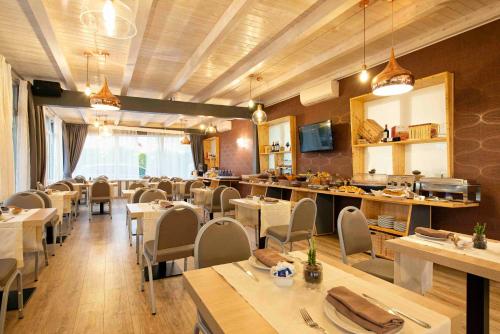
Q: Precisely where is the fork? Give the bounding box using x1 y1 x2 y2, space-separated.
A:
300 308 328 333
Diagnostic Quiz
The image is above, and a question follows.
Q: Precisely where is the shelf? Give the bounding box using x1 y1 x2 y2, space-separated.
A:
259 151 292 155
353 137 447 148
369 225 406 236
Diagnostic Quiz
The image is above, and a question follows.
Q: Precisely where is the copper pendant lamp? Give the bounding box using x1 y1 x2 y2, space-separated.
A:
371 0 414 96
90 77 121 110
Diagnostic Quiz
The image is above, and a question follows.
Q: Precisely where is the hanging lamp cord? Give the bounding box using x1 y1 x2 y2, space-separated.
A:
363 3 366 65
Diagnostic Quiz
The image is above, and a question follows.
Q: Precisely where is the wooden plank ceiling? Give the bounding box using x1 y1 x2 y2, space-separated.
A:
1 0 499 126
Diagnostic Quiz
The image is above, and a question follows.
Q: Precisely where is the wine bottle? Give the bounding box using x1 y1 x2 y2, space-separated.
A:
271 141 275 152
383 124 390 140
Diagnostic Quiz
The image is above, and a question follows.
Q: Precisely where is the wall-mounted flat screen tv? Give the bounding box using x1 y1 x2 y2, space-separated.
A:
298 120 333 153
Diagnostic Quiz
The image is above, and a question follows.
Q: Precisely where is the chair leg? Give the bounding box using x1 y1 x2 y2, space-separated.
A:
280 242 286 255
59 223 63 247
43 239 49 266
264 236 269 248
109 201 113 219
17 272 23 319
34 252 39 282
0 285 9 334
140 256 145 292
147 261 156 315
184 258 188 271
136 233 140 265
289 242 293 252
128 216 132 247
52 224 57 255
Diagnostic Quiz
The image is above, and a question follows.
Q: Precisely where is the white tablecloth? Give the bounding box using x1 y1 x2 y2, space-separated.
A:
213 251 450 334
260 201 291 237
0 209 44 268
191 188 212 206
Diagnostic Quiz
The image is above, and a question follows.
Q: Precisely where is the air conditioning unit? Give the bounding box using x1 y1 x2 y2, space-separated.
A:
299 80 339 106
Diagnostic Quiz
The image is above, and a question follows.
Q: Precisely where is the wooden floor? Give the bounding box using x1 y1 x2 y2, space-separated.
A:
5 199 499 333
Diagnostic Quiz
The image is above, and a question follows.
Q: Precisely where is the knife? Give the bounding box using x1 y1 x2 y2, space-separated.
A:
362 294 431 329
232 262 259 282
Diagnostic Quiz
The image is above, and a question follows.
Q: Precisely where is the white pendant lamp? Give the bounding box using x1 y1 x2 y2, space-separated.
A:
371 0 414 96
359 1 369 83
80 0 137 39
205 124 217 134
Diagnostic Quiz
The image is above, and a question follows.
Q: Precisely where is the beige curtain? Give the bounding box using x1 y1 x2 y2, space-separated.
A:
28 82 46 189
63 123 88 178
0 56 15 201
15 80 30 191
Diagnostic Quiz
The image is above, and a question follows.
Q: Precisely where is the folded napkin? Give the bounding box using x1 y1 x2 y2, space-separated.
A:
326 286 404 334
253 249 285 268
415 227 453 239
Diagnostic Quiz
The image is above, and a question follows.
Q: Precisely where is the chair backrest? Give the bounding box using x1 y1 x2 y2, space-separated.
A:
171 177 182 182
190 181 204 191
29 189 52 208
139 189 167 203
151 205 200 263
60 180 74 190
4 192 45 209
91 180 110 198
132 188 147 203
149 177 161 182
289 198 317 233
48 182 71 191
98 175 109 180
337 206 374 264
36 182 45 191
195 217 252 269
220 187 240 214
210 185 227 209
157 180 173 194
184 180 194 194
142 175 150 180
129 182 144 190
74 175 86 183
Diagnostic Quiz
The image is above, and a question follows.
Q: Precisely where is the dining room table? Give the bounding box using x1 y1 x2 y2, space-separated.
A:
122 189 136 203
191 187 213 207
386 233 500 334
172 181 187 200
47 190 78 243
126 201 203 280
230 198 292 249
183 251 462 334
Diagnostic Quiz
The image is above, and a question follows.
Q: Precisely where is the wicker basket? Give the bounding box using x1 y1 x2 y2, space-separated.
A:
358 119 384 143
409 123 439 140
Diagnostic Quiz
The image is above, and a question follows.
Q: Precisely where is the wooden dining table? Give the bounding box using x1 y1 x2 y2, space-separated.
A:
386 234 500 334
184 252 462 334
230 198 292 249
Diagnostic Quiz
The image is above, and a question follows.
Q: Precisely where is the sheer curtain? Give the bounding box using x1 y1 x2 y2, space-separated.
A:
0 55 15 201
73 129 194 179
15 80 30 191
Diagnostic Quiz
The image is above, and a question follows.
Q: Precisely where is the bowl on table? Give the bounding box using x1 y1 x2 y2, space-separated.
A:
8 206 22 215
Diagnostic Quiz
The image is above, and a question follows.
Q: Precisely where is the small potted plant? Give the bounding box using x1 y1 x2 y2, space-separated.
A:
303 238 322 285
473 223 487 249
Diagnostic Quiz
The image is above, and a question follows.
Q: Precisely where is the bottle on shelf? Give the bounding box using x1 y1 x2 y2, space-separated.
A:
276 141 280 152
383 124 390 141
271 141 275 152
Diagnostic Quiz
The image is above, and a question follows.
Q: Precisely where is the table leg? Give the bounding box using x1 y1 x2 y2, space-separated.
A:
99 203 104 214
393 252 433 295
467 273 489 334
257 212 265 249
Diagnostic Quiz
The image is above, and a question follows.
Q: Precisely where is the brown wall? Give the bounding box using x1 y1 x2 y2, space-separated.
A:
265 20 500 238
208 119 255 176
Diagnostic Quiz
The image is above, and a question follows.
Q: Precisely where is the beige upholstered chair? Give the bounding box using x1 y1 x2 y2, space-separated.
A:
205 185 226 220
128 188 147 250
47 182 70 191
157 180 173 200
4 192 49 281
74 175 88 204
59 180 74 190
0 258 23 334
141 205 200 314
189 181 205 202
170 177 182 182
337 206 394 283
149 177 161 182
220 187 240 217
139 189 167 203
128 182 144 190
88 180 112 221
29 190 62 255
193 217 251 334
74 175 86 183
265 198 317 253
97 175 109 180
181 180 195 201
36 182 45 191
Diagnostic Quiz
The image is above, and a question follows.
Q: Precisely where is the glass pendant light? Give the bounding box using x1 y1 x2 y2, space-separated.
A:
205 124 217 134
252 104 267 125
80 0 137 39
371 0 414 96
359 1 369 83
180 120 191 145
84 52 92 96
90 52 121 110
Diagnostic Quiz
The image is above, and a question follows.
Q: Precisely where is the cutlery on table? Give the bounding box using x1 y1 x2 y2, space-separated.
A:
232 262 259 282
299 308 328 333
0 217 14 222
362 294 431 329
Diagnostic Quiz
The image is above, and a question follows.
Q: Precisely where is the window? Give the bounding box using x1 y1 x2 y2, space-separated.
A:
73 129 194 179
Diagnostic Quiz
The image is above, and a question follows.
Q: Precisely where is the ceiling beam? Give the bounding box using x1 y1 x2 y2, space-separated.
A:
264 2 500 107
230 0 450 105
18 0 77 90
160 0 255 99
33 90 252 119
163 115 183 128
190 0 359 103
78 108 90 124
120 0 155 96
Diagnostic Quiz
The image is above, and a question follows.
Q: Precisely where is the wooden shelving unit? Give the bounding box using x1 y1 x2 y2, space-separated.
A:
350 71 454 176
257 116 297 174
203 137 219 169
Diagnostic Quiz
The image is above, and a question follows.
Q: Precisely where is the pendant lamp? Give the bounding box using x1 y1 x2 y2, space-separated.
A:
371 0 414 96
252 104 267 125
80 0 137 39
90 77 121 110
